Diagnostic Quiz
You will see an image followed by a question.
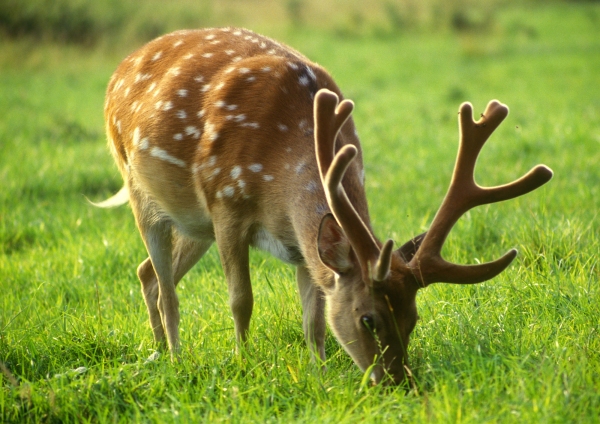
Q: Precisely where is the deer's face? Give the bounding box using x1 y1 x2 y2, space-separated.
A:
318 214 420 384
326 256 419 384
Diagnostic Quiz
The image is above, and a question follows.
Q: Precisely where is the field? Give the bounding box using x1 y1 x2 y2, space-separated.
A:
1 1 599 422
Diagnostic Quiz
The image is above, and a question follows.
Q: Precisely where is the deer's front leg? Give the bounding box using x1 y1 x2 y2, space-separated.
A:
214 222 253 346
297 264 327 364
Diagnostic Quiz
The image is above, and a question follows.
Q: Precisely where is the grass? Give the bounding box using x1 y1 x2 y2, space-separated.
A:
1 1 599 422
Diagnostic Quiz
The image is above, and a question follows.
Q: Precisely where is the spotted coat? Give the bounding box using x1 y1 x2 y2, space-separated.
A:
104 27 367 264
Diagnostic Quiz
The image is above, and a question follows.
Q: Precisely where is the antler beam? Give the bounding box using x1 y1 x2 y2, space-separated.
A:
314 89 390 281
408 100 553 286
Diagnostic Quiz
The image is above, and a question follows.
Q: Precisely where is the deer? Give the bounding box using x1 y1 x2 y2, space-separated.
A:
98 27 552 385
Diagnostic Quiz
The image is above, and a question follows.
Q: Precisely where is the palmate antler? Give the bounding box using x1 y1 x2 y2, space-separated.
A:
314 89 553 286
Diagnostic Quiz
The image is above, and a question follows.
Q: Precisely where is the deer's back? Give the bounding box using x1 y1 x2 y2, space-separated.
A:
104 28 359 257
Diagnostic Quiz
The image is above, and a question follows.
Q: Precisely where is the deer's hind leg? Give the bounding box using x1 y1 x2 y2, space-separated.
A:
130 192 212 354
136 233 213 349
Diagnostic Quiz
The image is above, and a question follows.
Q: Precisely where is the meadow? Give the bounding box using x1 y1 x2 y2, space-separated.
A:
1 1 599 422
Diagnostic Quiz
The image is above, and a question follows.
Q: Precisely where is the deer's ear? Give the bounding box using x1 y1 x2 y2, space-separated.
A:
397 232 427 262
317 214 355 274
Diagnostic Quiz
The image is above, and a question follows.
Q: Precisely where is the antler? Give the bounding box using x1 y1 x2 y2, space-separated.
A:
408 100 553 286
314 89 393 282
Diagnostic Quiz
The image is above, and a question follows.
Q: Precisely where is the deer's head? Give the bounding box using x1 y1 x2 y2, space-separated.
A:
313 89 552 384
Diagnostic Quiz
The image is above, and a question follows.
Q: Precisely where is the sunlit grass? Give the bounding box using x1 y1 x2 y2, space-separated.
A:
1 2 599 422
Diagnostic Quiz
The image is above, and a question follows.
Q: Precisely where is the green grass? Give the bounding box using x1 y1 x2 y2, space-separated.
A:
1 2 599 422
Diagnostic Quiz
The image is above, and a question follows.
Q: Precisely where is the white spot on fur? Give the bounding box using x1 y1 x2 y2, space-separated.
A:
246 76 256 82
173 133 183 140
185 126 201 139
222 186 235 197
208 167 221 180
152 51 162 61
163 101 173 111
147 82 157 93
215 82 225 90
168 67 181 76
215 100 225 108
178 89 188 97
306 180 318 193
261 66 271 72
194 75 204 83
239 68 250 74
176 110 187 119
197 110 206 118
295 161 306 174
287 62 299 70
226 104 238 111
241 122 260 129
150 147 186 168
233 114 246 122
205 121 219 141
140 137 149 150
173 40 184 47
132 127 140 146
201 84 211 92
248 163 263 173
299 75 310 86
113 78 124 92
184 53 194 60
277 123 288 132
225 49 235 55
232 56 242 63
205 34 216 40
230 166 242 179
263 175 274 182
135 73 151 83
202 53 213 58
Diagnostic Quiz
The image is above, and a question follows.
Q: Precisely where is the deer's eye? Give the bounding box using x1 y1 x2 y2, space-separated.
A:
361 314 376 332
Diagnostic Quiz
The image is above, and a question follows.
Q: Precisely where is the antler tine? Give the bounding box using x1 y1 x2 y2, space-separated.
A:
314 89 355 176
314 89 382 280
409 100 553 286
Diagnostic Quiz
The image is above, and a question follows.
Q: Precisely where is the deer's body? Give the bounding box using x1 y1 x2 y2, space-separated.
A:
105 28 368 364
102 27 552 384
106 28 367 259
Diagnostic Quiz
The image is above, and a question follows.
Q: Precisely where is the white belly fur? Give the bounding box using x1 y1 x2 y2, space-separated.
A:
251 226 302 265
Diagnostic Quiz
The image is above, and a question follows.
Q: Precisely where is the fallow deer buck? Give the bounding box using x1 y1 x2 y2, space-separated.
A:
98 27 552 384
